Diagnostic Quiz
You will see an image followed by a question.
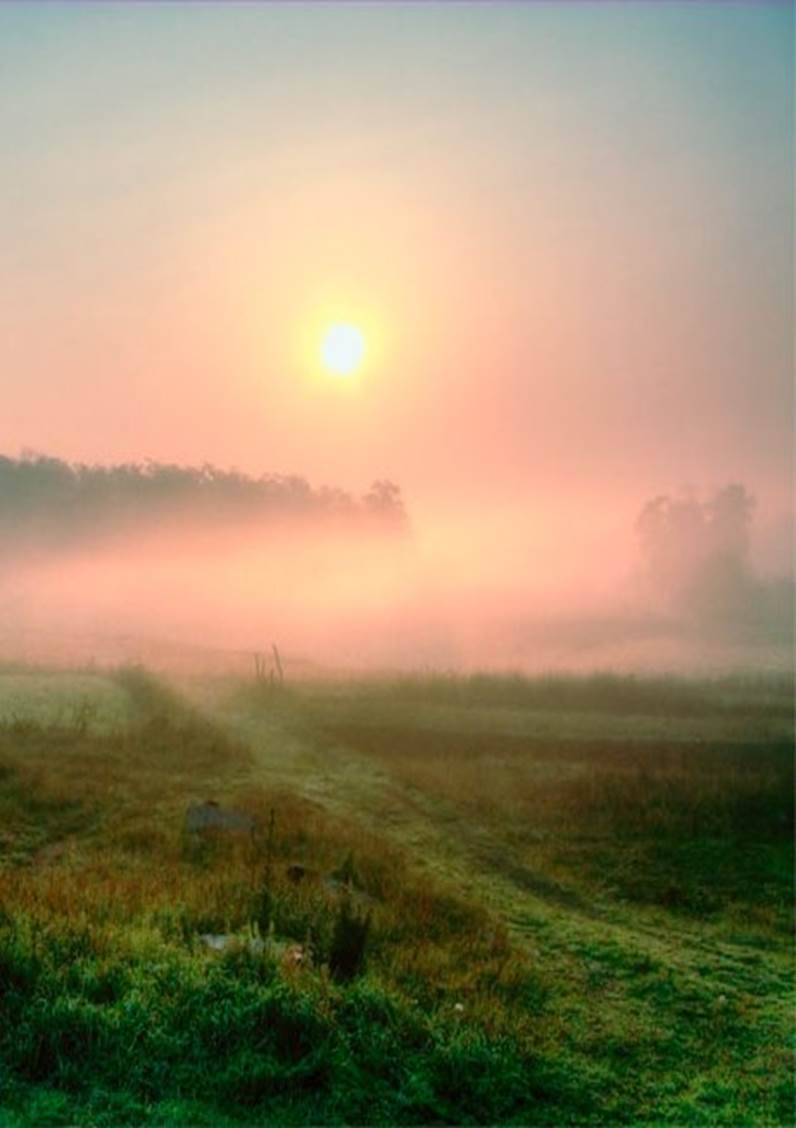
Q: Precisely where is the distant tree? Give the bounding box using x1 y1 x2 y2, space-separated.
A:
0 452 410 553
635 483 759 625
362 479 407 525
706 483 755 562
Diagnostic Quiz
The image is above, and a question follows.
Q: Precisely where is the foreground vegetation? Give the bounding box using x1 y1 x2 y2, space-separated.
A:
0 666 792 1124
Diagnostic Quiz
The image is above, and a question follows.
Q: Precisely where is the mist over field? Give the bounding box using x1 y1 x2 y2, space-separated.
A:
1 2 793 683
1 453 791 674
0 4 793 1123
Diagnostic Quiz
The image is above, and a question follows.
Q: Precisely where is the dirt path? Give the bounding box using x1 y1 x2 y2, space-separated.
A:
208 697 793 1034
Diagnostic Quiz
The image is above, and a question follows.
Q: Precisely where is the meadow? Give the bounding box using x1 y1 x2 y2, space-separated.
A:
0 664 792 1125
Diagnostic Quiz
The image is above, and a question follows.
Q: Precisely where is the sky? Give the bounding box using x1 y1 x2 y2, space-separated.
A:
1 1 793 570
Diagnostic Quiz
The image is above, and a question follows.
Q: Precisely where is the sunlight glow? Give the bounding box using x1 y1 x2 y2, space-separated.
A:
321 323 365 376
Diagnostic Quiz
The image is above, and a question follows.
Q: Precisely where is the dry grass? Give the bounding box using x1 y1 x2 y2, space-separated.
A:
0 666 792 1124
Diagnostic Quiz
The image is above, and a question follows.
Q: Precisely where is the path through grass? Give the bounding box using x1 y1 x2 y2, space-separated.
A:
0 667 792 1123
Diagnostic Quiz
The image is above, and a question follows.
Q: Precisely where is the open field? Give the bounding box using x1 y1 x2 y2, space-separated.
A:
0 666 793 1125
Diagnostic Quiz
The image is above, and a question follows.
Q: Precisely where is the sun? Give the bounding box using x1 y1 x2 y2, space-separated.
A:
320 323 365 376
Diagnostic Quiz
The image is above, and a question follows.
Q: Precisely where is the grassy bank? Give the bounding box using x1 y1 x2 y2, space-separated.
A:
0 667 792 1124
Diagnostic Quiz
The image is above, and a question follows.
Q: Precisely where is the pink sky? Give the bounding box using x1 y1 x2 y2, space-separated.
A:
1 2 792 573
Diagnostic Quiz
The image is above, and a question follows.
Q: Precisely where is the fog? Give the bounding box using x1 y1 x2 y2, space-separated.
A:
1 2 791 680
1 455 791 677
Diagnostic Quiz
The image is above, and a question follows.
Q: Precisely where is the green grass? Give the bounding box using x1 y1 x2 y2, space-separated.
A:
334 669 794 719
0 670 131 730
0 666 792 1124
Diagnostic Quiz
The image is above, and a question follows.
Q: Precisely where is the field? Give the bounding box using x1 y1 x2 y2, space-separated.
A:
0 664 792 1125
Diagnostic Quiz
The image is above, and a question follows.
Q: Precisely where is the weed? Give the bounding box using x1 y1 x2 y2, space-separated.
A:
328 894 372 982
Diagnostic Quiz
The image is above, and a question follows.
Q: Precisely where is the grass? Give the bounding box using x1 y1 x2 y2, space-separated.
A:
0 669 131 730
336 668 795 716
0 665 792 1124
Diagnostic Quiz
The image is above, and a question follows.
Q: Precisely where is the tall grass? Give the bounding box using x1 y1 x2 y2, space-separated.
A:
0 693 564 1123
340 669 795 719
0 666 792 1124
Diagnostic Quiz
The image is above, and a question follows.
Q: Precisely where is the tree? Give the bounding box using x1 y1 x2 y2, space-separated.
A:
362 479 407 525
635 484 756 623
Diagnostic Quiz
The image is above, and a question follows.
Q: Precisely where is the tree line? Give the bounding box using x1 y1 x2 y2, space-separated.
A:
0 452 407 550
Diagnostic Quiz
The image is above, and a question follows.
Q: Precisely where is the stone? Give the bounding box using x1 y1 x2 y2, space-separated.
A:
199 933 265 955
185 800 255 834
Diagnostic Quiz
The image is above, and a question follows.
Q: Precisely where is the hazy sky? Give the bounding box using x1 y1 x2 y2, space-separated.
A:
1 2 793 542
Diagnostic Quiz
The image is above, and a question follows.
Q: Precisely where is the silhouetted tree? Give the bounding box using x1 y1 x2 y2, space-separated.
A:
0 452 409 554
362 479 406 524
636 484 755 606
634 483 793 639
